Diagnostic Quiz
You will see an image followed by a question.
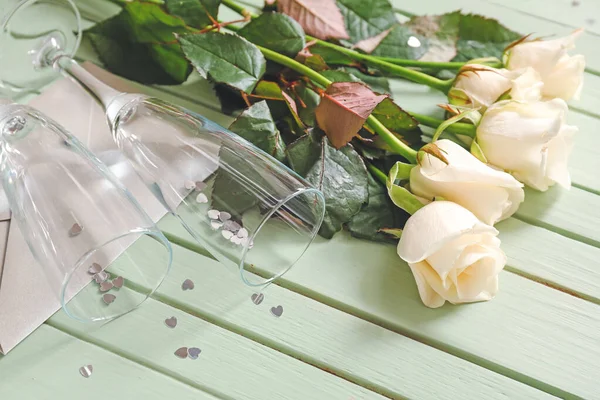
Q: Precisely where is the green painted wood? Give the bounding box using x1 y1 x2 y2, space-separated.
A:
48 294 388 400
0 325 220 400
159 213 600 399
104 239 554 400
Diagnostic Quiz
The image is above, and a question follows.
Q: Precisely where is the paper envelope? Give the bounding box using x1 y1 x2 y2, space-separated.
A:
0 63 175 354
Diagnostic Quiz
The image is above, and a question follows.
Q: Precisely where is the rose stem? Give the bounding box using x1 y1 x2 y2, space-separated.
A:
410 113 476 137
366 163 388 185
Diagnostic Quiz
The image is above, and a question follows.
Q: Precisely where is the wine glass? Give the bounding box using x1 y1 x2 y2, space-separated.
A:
0 98 172 322
0 0 326 287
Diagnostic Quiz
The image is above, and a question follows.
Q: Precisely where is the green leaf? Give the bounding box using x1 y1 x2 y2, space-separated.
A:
239 12 306 56
401 12 461 62
342 68 390 94
309 43 356 66
294 83 321 127
336 0 398 43
287 135 369 238
370 98 421 145
253 81 304 129
371 24 429 60
178 32 266 93
85 2 193 84
212 83 247 115
165 0 221 29
347 173 407 243
453 14 521 62
386 162 423 215
320 69 362 84
228 101 286 162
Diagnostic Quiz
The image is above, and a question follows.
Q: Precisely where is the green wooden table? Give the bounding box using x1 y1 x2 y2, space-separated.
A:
2 0 600 398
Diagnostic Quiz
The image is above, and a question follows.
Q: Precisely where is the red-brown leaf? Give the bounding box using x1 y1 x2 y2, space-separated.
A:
315 82 388 148
278 0 349 40
353 28 393 54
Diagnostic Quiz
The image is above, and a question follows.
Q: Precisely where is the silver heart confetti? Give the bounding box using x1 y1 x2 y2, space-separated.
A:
251 293 264 305
210 221 223 230
79 365 93 378
99 281 113 292
69 223 83 237
112 276 124 289
221 230 234 240
270 305 283 318
94 271 110 284
184 180 196 190
88 263 102 275
237 228 249 239
165 316 177 328
223 220 241 233
188 347 201 360
207 209 220 220
174 347 188 359
102 294 116 305
230 236 242 245
181 279 194 291
195 181 207 191
196 193 208 204
219 211 231 222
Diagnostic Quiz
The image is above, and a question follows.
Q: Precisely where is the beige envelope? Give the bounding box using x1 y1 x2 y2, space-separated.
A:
0 63 179 354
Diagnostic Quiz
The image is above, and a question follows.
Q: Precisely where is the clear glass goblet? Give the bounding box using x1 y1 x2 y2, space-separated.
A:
0 0 326 287
0 99 172 322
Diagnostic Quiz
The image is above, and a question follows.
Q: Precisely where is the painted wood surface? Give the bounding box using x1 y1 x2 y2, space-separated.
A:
1 0 599 399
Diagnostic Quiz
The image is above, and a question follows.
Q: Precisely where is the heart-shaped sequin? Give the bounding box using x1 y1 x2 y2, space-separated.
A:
79 365 93 378
188 347 201 360
99 281 113 292
181 279 194 291
195 181 207 191
94 271 110 284
270 305 283 317
88 263 102 275
165 316 177 328
112 276 124 289
207 209 220 220
219 211 231 222
184 180 196 190
102 294 116 305
196 193 208 204
251 293 264 305
69 223 83 237
174 347 188 359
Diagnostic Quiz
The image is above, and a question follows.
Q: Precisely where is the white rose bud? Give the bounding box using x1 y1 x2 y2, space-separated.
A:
505 30 585 101
410 139 524 226
398 201 506 308
477 99 577 191
450 65 543 110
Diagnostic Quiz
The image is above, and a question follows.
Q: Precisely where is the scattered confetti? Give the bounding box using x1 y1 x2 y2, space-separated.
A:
207 209 220 220
219 211 232 222
196 193 208 204
99 281 113 292
210 221 223 230
165 316 177 328
69 223 83 237
195 181 207 191
230 235 242 245
79 365 93 378
182 279 195 291
88 263 102 275
184 180 196 190
174 347 188 359
94 271 110 284
112 276 124 289
102 294 116 305
270 305 283 318
221 230 234 240
251 293 264 305
223 220 241 233
237 228 249 238
188 347 201 360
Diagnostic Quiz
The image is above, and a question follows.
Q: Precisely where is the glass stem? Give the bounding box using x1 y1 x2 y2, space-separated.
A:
52 56 121 109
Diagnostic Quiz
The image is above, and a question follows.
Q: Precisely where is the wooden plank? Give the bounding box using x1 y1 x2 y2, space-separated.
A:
483 0 600 35
0 325 219 400
101 239 553 399
48 295 388 400
159 213 600 399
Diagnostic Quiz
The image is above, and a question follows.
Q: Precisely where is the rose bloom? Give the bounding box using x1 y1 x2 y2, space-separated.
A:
504 30 585 101
397 201 506 308
477 99 577 191
450 64 542 110
410 139 524 226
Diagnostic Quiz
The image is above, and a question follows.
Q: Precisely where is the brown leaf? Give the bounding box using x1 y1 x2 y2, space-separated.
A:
278 0 349 40
315 82 388 149
353 28 393 54
417 143 449 165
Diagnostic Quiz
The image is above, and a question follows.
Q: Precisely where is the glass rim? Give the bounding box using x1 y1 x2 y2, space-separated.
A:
238 187 326 287
61 228 173 323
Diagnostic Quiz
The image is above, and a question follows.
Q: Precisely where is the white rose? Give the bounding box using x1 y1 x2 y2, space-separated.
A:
398 201 506 308
505 30 585 101
477 99 577 191
449 64 542 110
410 139 524 226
